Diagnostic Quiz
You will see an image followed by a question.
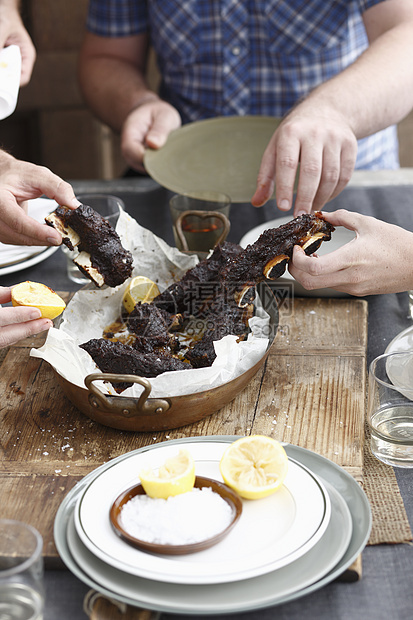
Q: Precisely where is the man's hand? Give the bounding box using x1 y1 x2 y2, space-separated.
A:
288 210 413 296
0 1 36 85
0 151 79 246
121 100 182 172
252 106 357 216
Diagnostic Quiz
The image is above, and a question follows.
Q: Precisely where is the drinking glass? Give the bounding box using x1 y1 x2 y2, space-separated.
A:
0 519 44 620
169 191 231 256
62 193 125 284
407 290 413 320
367 350 413 467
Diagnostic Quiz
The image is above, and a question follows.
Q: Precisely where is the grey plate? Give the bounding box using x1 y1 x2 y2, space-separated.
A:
143 116 281 203
54 437 371 615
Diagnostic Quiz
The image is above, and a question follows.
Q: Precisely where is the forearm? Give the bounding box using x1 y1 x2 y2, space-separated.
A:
302 21 413 138
78 35 159 133
0 0 20 10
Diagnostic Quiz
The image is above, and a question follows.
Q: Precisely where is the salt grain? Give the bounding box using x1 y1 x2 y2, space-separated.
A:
120 487 234 545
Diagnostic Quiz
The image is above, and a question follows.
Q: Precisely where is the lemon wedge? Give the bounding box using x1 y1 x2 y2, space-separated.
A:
139 449 196 499
122 276 160 313
219 435 288 500
11 281 66 320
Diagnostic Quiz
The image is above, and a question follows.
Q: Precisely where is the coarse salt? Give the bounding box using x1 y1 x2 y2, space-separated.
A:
119 487 234 545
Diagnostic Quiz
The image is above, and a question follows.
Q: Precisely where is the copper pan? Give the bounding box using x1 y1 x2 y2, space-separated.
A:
52 282 279 432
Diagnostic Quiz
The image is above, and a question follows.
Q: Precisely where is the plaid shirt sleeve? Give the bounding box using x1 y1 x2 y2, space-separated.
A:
86 0 148 36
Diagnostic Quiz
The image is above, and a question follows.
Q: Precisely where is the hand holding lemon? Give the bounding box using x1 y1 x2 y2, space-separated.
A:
11 281 66 320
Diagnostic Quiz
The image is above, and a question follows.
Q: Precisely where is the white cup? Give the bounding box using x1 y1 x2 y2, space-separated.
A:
0 45 21 120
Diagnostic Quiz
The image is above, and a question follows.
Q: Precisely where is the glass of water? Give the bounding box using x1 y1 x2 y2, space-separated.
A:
0 519 44 620
367 350 413 467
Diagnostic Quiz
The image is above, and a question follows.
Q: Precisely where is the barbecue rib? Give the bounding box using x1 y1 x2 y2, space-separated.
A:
127 302 180 353
45 204 133 287
222 212 334 307
153 241 243 317
80 338 189 391
184 302 253 368
154 213 334 368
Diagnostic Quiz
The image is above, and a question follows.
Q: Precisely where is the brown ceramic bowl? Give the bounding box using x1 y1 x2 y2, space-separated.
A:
109 476 242 555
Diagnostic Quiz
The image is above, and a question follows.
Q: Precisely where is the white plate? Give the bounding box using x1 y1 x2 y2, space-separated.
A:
74 441 331 585
240 216 355 298
54 438 371 614
0 198 59 275
65 481 351 615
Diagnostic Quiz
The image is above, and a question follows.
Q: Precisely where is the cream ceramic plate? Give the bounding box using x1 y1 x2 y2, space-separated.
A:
54 437 370 615
74 441 331 585
240 216 356 298
0 198 59 275
144 116 281 203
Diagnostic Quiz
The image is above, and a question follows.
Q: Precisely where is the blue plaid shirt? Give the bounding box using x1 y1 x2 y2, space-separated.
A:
86 0 399 169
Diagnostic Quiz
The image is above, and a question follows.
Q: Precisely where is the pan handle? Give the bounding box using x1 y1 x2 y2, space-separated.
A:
85 373 171 417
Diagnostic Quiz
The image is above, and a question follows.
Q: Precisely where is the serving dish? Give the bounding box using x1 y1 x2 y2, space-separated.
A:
50 281 279 432
109 476 242 555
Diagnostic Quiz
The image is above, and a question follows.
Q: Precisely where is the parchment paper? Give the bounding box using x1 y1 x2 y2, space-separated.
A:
30 210 270 398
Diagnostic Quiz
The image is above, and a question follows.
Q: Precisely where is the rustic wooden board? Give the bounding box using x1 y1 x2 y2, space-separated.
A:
0 296 367 567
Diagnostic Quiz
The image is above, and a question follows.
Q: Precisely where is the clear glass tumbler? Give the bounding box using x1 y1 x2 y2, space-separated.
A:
367 350 413 467
0 519 44 620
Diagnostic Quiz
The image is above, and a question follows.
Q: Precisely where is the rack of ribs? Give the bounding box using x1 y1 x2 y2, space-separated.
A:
45 204 133 287
172 212 334 366
80 338 189 391
221 212 334 307
152 241 243 317
80 213 334 381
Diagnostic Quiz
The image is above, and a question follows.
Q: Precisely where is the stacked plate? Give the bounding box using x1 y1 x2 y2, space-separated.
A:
0 198 58 276
54 436 372 615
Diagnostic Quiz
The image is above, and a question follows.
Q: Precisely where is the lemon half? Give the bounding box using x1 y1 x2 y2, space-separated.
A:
219 435 288 500
122 276 160 313
11 281 66 320
139 449 196 499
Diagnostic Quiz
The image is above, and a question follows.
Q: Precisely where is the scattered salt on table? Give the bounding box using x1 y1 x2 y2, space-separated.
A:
120 487 234 545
